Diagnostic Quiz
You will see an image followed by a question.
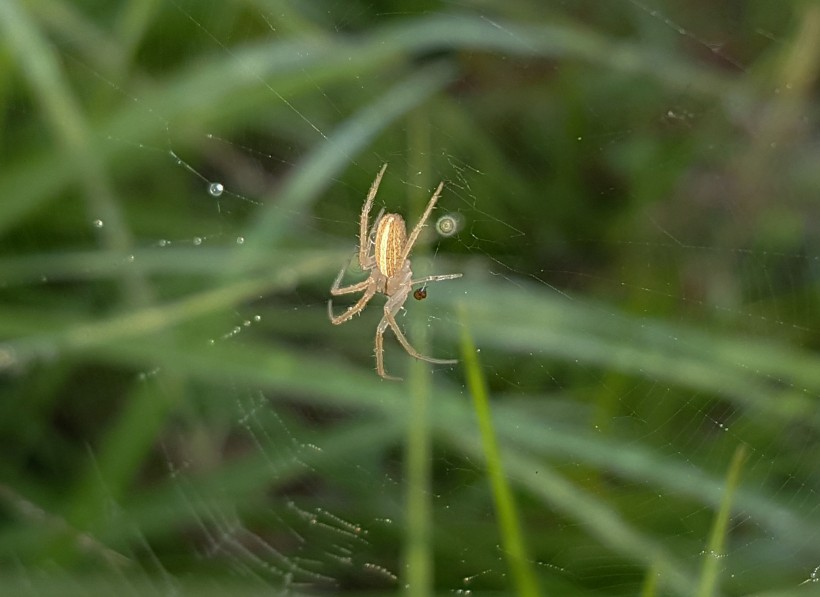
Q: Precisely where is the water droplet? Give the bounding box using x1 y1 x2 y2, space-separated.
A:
208 182 224 197
193 237 202 246
435 213 462 237
92 219 104 228
158 239 168 247
236 236 245 245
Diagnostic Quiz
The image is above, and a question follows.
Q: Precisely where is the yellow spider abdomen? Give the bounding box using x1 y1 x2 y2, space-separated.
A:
375 213 407 278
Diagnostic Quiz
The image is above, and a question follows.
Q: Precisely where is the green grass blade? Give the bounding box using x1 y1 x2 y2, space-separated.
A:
402 112 436 597
640 562 660 597
459 307 540 597
404 358 434 596
449 281 820 430
696 443 749 597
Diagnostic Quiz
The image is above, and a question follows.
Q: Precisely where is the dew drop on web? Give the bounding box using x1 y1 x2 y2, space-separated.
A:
208 182 224 197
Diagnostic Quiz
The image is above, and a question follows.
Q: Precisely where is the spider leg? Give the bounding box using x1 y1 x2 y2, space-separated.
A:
330 277 370 297
374 309 457 380
411 273 463 286
400 180 445 263
360 163 389 265
373 286 458 379
375 317 402 381
385 311 458 365
330 250 377 296
330 263 355 293
328 283 376 325
369 208 385 244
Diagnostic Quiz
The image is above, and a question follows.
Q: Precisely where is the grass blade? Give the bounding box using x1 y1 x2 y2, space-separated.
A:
696 443 749 597
459 307 540 597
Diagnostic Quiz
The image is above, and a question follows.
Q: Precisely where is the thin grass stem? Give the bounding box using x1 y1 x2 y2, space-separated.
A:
459 305 540 597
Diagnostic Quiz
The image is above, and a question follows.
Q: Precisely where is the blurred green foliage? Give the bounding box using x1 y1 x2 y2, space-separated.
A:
0 0 818 595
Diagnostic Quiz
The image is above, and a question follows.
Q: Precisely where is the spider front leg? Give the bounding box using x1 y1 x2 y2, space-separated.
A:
359 163 388 265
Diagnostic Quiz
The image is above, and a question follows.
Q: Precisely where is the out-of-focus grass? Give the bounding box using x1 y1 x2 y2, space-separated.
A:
0 1 818 595
697 443 749 597
460 313 540 597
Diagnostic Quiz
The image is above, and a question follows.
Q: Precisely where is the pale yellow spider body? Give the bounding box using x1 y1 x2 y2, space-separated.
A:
328 164 462 380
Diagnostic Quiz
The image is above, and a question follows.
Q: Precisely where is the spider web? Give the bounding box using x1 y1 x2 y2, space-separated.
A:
1 0 819 595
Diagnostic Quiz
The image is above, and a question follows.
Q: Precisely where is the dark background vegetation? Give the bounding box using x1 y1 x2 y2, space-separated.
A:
1 0 818 595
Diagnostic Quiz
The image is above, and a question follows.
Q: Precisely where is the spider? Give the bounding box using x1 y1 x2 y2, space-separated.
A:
328 164 462 380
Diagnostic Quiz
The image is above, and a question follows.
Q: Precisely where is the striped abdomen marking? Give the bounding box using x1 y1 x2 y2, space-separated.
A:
375 214 407 278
